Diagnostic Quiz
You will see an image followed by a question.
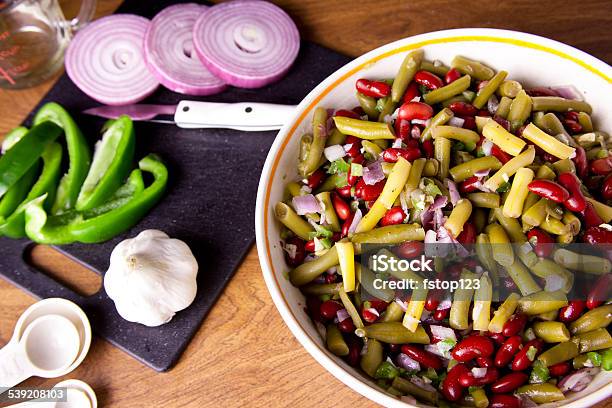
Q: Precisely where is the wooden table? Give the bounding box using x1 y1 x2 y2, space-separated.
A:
1 0 611 406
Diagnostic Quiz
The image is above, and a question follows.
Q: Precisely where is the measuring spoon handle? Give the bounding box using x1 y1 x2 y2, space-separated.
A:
0 343 31 390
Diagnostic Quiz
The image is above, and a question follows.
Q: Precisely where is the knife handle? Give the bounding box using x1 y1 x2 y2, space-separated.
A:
174 101 296 131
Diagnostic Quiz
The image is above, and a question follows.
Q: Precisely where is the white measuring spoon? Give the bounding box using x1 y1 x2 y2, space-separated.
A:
6 379 97 408
0 314 81 389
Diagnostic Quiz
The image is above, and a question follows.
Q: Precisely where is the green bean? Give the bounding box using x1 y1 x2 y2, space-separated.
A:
337 287 365 331
434 136 452 180
530 259 573 293
286 181 302 198
326 128 346 146
373 139 388 149
507 90 532 131
421 107 453 141
298 107 328 177
445 199 472 238
420 60 449 76
489 293 520 333
602 348 612 370
507 259 541 295
578 112 594 132
373 249 424 282
432 126 480 145
516 383 564 404
537 341 579 367
569 304 612 335
553 249 611 275
562 211 581 235
470 387 488 408
518 290 568 315
572 354 591 369
392 377 438 405
381 300 405 323
315 173 344 194
552 158 575 175
405 158 426 196
496 96 513 118
450 269 477 330
290 246 338 286
442 95 469 107
475 234 499 285
423 159 439 177
473 70 508 109
497 80 523 98
451 56 494 80
359 264 395 302
392 49 424 103
486 223 514 267
356 92 379 119
531 96 592 114
355 322 430 344
386 386 403 397
360 338 384 377
275 202 314 241
299 133 313 163
424 75 471 105
377 98 397 122
467 192 500 208
302 283 341 296
522 198 548 227
362 140 383 158
314 192 340 232
475 116 491 134
326 324 349 356
333 116 395 140
351 224 425 245
536 164 556 180
573 328 612 353
533 321 571 343
537 310 559 321
539 112 568 137
449 156 502 183
494 208 527 242
523 192 540 215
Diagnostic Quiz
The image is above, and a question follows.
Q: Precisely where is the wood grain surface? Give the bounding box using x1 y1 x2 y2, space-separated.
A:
1 0 611 407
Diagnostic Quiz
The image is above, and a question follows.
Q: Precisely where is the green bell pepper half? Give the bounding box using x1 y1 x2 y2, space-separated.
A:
0 162 39 218
33 102 92 214
25 154 168 244
1 126 28 153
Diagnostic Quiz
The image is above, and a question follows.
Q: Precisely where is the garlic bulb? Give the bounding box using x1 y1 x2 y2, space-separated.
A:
104 229 198 327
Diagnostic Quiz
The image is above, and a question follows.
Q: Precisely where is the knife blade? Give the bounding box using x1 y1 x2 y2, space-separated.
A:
83 101 297 132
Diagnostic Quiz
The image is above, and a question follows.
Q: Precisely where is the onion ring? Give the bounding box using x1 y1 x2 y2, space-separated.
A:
192 0 300 88
144 4 227 96
65 14 159 106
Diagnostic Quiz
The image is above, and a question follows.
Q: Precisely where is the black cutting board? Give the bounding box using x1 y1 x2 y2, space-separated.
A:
0 0 351 371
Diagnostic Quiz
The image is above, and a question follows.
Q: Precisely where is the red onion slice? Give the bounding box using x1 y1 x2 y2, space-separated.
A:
65 15 159 105
193 0 300 88
144 4 227 96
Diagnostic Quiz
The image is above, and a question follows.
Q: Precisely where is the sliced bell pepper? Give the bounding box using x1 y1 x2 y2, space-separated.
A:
83 168 144 218
1 126 28 153
25 154 168 244
76 115 135 212
0 121 62 199
0 162 39 219
33 102 92 214
0 142 63 238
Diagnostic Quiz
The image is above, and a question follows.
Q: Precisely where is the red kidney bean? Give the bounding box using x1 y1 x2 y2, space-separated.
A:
573 145 588 179
394 118 411 141
305 239 316 252
325 273 338 284
445 68 461 84
380 207 406 226
341 212 354 238
503 277 517 291
441 363 469 402
494 116 511 131
306 296 322 321
332 232 342 243
584 226 612 244
368 299 389 312
526 87 559 97
361 307 379 323
502 314 528 337
580 202 604 228
461 115 476 130
558 300 586 322
334 109 361 119
414 70 444 90
489 394 521 408
448 101 478 116
320 300 343 321
352 106 366 116
477 109 491 117
527 228 555 258
396 241 424 259
338 317 356 333
352 153 366 166
603 175 612 201
382 147 421 163
401 345 443 369
424 288 443 312
459 176 480 194
336 185 352 199
495 336 522 368
590 157 612 175
331 193 351 221
355 78 391 98
284 237 306 267
548 361 571 377
491 144 512 164
511 339 544 371
421 139 434 158
355 178 385 201
451 335 495 362
476 356 494 368
404 139 419 149
398 101 434 121
527 179 570 203
433 307 450 321
490 372 528 394
557 172 587 212
402 81 420 103
487 332 506 347
346 165 359 186
346 338 361 367
587 274 612 309
306 169 326 190
458 367 499 387
563 119 582 134
565 111 580 121
344 135 361 158
457 221 476 244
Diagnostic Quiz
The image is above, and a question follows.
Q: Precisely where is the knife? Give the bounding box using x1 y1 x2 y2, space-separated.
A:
83 100 297 132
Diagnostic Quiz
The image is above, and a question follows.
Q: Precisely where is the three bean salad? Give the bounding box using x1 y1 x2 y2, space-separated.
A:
274 50 612 407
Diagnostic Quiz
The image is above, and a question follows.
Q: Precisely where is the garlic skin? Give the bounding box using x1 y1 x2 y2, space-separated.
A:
104 229 198 327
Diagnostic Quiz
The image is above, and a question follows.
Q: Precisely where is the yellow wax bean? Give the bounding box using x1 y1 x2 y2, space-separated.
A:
522 123 575 160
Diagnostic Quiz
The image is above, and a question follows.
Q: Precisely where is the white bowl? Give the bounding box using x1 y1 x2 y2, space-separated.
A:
255 28 612 408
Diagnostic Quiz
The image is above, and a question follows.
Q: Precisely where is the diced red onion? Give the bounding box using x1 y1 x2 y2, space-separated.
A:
366 307 380 317
437 298 452 310
336 308 350 322
433 208 445 231
348 208 362 235
551 85 583 101
144 4 227 95
518 395 538 408
431 195 448 210
397 353 421 371
193 0 300 88
412 119 428 126
487 94 499 114
527 87 559 97
424 344 448 359
410 376 437 392
383 114 393 124
424 229 438 243
363 161 385 185
343 143 353 152
558 369 598 393
326 266 337 275
474 168 490 178
472 367 487 378
395 298 408 312
448 117 465 128
65 15 159 105
430 325 457 342
304 254 317 262
420 208 435 230
410 125 422 140
392 138 404 148
281 242 297 259
323 144 346 162
400 395 417 405
445 179 460 206
481 139 494 156
472 179 492 193
292 194 321 215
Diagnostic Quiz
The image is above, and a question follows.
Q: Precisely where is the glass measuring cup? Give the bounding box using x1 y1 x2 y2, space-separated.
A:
0 0 96 89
